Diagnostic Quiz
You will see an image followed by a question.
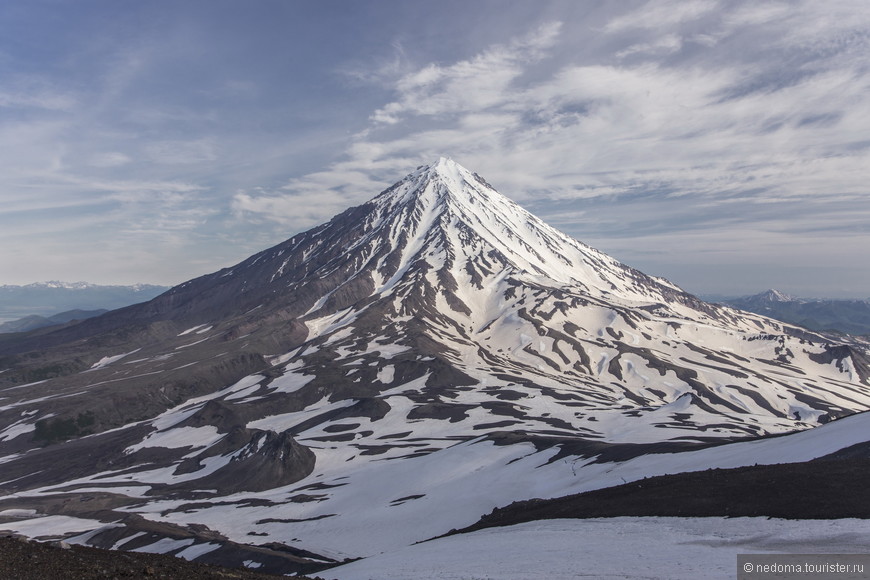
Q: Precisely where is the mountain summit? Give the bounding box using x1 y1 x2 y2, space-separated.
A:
1 160 869 570
753 289 798 303
356 157 687 301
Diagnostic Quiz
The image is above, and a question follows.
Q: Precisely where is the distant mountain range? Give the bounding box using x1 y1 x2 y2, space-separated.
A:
0 309 108 334
0 282 169 330
711 290 870 336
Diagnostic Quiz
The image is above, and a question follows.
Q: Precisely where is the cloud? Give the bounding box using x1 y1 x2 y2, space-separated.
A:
0 90 76 111
88 152 132 168
603 0 720 33
145 139 217 165
0 74 78 112
615 34 683 59
231 189 348 230
369 22 562 124
339 40 412 86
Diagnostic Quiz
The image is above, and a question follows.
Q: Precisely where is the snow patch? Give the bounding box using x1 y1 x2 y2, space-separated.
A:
125 426 223 453
87 349 141 371
176 542 222 560
178 324 212 336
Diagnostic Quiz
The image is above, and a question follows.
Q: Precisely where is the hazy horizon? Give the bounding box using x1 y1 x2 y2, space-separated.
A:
1 1 868 299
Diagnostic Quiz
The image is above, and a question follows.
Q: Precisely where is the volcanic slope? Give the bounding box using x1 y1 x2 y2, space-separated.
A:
1 158 870 570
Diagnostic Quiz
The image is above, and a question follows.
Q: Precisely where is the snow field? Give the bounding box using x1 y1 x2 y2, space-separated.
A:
326 517 870 580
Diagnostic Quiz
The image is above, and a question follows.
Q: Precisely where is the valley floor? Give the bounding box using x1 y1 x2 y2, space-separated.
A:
325 517 870 580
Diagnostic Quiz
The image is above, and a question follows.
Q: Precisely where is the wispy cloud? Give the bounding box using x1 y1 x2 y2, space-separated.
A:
369 22 562 124
339 40 413 86
615 34 683 59
145 139 218 165
604 0 720 33
242 5 869 215
88 152 132 168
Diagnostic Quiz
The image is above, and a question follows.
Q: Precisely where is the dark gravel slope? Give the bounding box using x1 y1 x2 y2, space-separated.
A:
448 458 870 536
0 535 323 580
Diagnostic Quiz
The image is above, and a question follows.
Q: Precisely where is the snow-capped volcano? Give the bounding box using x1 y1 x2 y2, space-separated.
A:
3 157 869 448
356 157 676 297
262 156 696 313
1 159 870 572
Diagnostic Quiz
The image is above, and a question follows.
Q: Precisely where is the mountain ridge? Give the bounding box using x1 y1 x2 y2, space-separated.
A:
0 282 168 327
716 289 870 336
0 281 163 291
0 309 108 334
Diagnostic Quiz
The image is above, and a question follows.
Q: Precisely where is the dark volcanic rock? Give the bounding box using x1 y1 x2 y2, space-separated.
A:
0 534 321 580
170 429 316 495
447 457 870 537
177 399 247 433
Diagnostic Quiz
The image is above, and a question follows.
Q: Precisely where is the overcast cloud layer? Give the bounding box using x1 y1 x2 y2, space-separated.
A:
1 0 868 298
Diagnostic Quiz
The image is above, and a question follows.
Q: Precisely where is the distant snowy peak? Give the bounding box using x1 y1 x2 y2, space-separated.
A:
722 289 802 310
0 281 164 291
0 282 170 325
755 289 797 303
0 281 92 290
35 281 92 290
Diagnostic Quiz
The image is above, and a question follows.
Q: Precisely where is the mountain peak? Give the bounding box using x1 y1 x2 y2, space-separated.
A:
431 155 459 171
756 289 796 302
424 156 472 186
366 159 598 288
335 157 682 301
391 157 487 204
417 155 460 173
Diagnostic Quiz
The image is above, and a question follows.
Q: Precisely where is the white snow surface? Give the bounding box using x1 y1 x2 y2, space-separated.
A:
130 537 195 554
105 410 870 560
326 517 870 580
1 515 103 539
124 425 223 453
0 508 37 517
87 349 140 370
175 542 221 560
178 324 213 336
0 419 35 442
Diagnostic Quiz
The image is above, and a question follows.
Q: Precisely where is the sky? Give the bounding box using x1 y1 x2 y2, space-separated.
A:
0 0 868 298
